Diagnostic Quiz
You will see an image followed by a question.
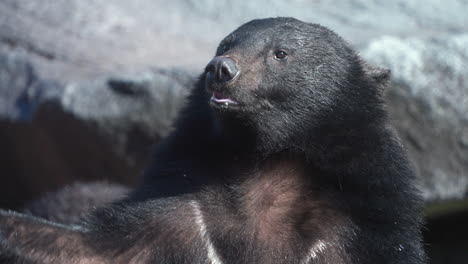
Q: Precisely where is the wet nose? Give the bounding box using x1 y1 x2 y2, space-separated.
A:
205 57 239 83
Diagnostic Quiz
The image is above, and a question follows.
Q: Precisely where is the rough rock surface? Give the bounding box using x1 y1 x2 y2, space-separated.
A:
363 34 468 203
1 0 467 81
0 52 193 209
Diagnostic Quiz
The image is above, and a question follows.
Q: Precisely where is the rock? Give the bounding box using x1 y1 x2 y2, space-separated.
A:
0 52 195 209
60 67 195 167
0 0 213 81
0 53 40 120
363 34 468 203
2 0 466 82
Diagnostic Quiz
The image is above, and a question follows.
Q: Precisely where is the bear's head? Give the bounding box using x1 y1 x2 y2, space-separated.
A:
204 17 389 151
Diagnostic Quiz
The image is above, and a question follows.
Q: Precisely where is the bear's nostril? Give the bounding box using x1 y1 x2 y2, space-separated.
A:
206 64 216 74
221 66 229 76
220 64 233 82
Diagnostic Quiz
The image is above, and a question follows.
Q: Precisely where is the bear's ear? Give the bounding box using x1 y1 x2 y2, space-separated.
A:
361 61 391 90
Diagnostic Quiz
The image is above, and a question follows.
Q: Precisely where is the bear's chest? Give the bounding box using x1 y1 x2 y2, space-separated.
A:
184 160 329 263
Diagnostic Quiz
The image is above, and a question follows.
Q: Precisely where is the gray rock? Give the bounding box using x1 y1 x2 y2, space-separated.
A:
363 35 468 203
364 34 468 118
2 0 467 81
0 53 39 120
0 52 194 209
61 67 195 167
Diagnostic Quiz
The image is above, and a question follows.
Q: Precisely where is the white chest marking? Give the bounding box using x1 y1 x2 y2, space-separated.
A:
190 200 224 264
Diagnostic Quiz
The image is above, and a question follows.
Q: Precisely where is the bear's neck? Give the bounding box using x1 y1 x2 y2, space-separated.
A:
213 110 386 170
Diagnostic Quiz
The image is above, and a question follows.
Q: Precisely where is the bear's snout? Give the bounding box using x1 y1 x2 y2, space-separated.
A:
205 56 239 84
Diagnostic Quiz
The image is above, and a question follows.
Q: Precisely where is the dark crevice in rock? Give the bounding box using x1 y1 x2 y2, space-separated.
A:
0 36 56 61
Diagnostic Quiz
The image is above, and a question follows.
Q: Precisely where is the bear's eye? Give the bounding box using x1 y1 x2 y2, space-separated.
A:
274 50 288 60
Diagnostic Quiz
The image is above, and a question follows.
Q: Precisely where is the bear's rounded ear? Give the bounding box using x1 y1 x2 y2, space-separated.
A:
361 61 391 91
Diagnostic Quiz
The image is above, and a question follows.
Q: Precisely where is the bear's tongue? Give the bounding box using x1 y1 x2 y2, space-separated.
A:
211 92 239 105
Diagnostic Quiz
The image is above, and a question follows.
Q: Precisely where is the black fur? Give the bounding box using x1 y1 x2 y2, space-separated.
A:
22 182 129 225
0 17 426 263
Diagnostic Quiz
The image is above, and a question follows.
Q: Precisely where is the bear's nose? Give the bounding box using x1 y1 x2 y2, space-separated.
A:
205 57 239 83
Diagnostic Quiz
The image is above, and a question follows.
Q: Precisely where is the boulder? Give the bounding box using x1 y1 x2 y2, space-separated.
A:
0 52 193 209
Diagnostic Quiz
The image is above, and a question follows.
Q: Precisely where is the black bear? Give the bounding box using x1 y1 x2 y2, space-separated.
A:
0 17 426 264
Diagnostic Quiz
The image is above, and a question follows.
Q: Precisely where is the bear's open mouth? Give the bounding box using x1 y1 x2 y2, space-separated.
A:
210 91 239 105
